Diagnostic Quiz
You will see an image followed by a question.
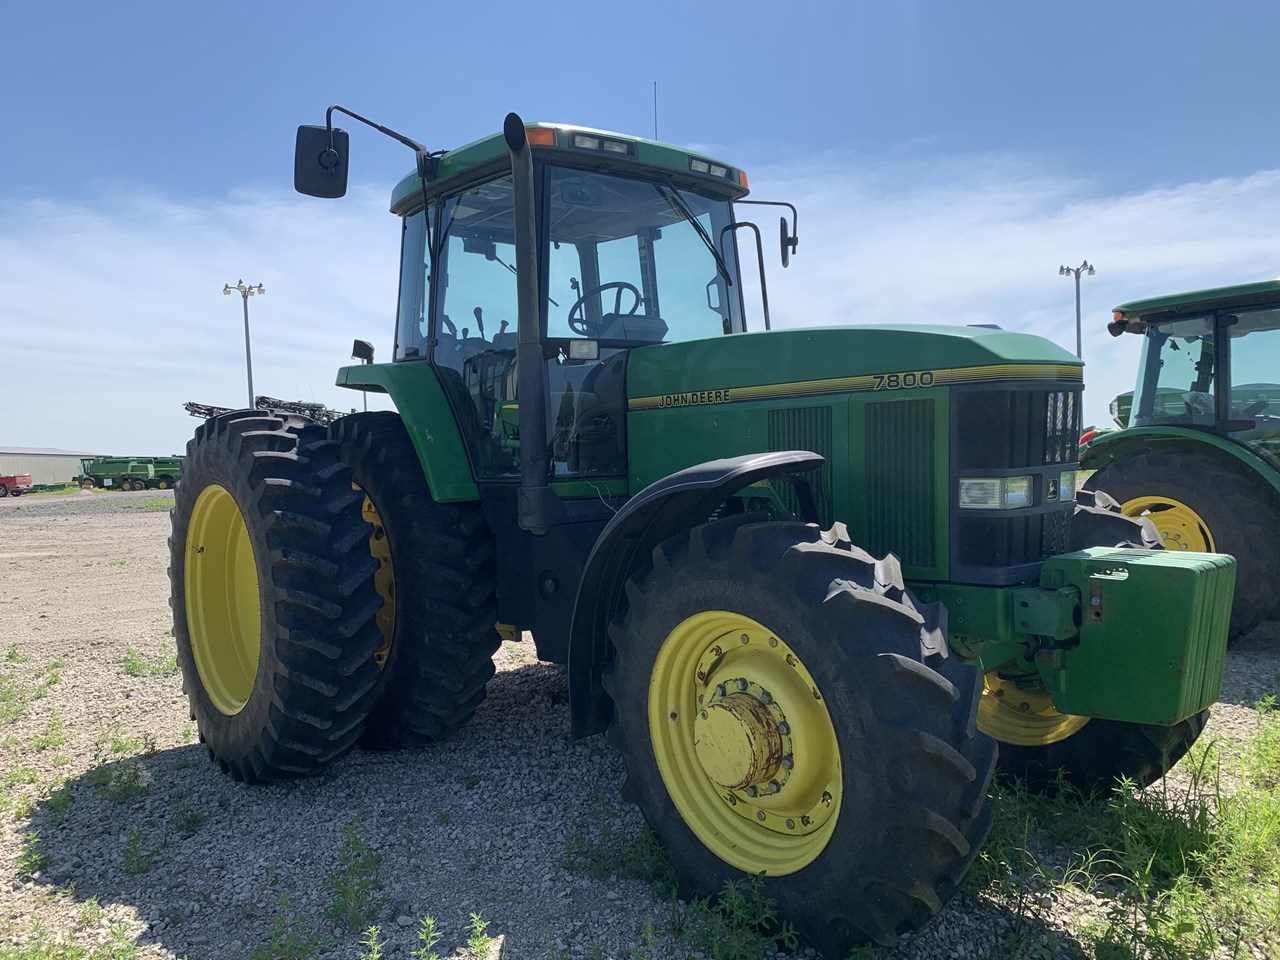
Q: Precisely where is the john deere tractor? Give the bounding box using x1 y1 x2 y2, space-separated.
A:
169 108 1235 954
1082 280 1280 640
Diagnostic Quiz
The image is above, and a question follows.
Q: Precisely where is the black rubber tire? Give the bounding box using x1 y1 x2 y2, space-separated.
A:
169 410 384 782
157 479 171 490
1086 449 1280 639
989 492 1208 794
605 516 994 954
0 485 8 498
329 412 501 750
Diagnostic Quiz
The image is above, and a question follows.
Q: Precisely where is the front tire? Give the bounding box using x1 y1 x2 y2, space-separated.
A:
606 517 994 953
329 412 501 750
169 411 384 781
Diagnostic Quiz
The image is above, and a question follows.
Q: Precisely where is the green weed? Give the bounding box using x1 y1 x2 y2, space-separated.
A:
673 874 797 960
562 798 677 894
322 819 388 931
250 894 329 960
16 830 50 874
5 645 28 664
121 645 178 677
120 499 172 513
466 912 492 956
409 916 443 960
32 714 67 750
359 926 385 960
120 828 160 875
170 799 203 837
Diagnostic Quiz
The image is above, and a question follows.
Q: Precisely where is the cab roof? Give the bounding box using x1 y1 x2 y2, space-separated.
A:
390 122 748 212
1114 279 1280 321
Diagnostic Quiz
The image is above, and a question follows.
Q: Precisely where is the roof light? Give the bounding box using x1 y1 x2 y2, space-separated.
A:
688 156 737 181
689 158 711 174
709 163 728 178
568 133 636 157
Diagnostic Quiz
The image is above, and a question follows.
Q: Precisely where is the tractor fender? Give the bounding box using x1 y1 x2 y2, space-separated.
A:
566 450 825 738
1081 426 1280 504
336 362 480 502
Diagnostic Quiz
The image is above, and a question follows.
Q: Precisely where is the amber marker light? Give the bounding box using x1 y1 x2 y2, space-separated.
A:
739 170 749 188
525 127 557 147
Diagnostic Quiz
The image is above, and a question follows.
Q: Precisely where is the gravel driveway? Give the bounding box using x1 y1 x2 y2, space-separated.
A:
1 492 1276 960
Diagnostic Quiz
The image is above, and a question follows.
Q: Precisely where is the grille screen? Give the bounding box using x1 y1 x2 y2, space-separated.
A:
768 406 833 526
865 399 936 567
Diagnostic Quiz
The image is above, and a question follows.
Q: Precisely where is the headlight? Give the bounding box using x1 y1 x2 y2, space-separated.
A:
1058 470 1077 501
959 475 1034 510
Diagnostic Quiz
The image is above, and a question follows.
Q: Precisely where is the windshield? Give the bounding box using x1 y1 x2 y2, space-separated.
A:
545 166 742 343
1133 306 1280 455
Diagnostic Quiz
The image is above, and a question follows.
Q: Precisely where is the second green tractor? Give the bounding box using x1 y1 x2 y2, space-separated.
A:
168 108 1235 956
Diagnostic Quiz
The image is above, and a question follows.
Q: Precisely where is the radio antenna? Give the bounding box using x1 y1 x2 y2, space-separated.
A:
653 81 658 140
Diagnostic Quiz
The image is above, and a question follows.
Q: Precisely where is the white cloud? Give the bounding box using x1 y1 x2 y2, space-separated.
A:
1 156 1277 452
747 156 1280 426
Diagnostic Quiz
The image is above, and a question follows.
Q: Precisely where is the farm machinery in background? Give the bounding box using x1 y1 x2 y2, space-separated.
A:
166 107 1236 955
184 396 348 425
1081 278 1280 639
76 456 183 491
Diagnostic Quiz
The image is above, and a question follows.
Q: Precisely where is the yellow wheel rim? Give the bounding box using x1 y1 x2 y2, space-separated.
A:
184 484 261 716
977 671 1089 746
361 492 395 669
649 612 841 875
1120 495 1214 552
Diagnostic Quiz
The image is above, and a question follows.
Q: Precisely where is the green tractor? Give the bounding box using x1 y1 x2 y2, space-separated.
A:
168 108 1235 954
1082 280 1280 639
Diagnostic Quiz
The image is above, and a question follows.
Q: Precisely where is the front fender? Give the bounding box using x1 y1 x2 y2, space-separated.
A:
566 450 825 738
1081 426 1280 500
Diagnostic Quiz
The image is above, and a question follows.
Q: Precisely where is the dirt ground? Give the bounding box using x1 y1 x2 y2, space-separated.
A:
0 490 1276 960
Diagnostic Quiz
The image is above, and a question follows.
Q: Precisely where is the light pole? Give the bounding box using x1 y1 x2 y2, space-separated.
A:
223 279 265 408
1058 261 1095 359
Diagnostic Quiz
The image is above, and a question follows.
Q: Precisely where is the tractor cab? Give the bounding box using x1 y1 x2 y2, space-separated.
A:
387 139 752 481
1106 279 1280 458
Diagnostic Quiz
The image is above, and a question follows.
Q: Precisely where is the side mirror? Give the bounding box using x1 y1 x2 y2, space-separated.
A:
295 125 349 198
778 215 798 268
351 339 375 363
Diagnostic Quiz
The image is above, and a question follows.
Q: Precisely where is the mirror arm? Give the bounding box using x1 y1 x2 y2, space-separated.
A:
735 199 798 263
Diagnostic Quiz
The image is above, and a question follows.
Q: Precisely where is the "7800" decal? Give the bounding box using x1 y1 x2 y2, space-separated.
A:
872 370 937 390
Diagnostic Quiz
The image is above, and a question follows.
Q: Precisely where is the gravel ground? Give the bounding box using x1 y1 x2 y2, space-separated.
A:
0 491 1277 960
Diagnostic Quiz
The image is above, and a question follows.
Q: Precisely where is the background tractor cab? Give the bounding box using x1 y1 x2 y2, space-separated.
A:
1084 279 1280 637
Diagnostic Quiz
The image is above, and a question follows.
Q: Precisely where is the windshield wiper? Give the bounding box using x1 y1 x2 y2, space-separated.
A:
654 180 732 286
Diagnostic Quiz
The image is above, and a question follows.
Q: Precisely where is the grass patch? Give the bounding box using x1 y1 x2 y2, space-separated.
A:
16 830 50 874
671 874 798 960
120 828 160 875
32 714 67 750
970 700 1280 959
562 797 677 894
121 644 178 677
119 498 173 513
5 645 28 664
0 923 141 959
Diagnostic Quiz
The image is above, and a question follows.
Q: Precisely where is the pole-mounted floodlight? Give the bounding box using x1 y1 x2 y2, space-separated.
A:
224 278 265 408
1058 260 1094 359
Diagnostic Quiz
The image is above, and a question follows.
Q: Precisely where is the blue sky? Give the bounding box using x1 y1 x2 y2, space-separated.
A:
3 1 1279 452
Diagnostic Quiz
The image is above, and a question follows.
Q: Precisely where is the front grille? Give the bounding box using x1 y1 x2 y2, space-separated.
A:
952 385 1081 585
956 388 1081 470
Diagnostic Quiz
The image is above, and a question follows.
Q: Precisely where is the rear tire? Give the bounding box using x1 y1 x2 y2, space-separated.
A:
0 485 8 498
1086 449 1280 639
606 517 994 953
981 493 1208 793
330 412 500 750
169 411 384 781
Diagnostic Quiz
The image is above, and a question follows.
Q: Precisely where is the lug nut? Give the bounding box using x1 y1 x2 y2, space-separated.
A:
746 785 758 798
781 755 793 770
714 683 727 698
785 819 795 829
759 690 773 705
736 678 749 692
777 721 790 736
740 633 750 644
769 637 778 647
768 780 781 794
756 811 766 822
700 710 708 720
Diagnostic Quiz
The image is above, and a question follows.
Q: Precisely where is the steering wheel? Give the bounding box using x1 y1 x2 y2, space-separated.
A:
566 281 641 336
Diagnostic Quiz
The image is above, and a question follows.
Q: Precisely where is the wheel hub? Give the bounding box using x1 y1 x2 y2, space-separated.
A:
1120 495 1215 552
977 670 1089 746
694 685 787 791
649 611 841 876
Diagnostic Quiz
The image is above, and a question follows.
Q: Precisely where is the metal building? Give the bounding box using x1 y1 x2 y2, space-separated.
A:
0 447 102 487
